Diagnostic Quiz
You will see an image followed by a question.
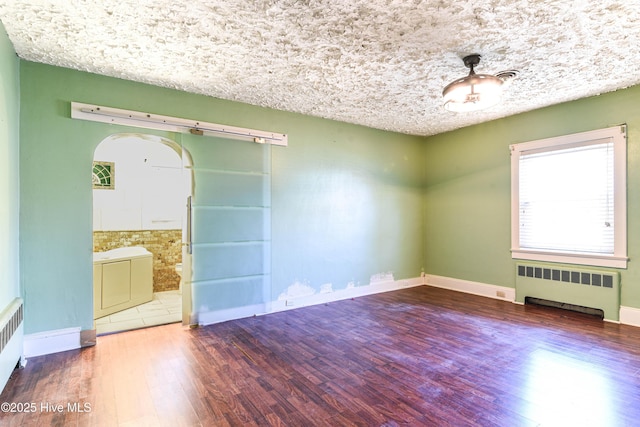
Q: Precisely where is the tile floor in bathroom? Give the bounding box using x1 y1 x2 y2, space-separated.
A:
95 290 182 335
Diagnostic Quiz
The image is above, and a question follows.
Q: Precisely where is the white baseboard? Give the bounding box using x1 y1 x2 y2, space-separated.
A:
24 327 81 358
425 274 516 302
270 276 424 313
620 306 640 327
196 303 268 326
195 276 424 326
426 275 640 328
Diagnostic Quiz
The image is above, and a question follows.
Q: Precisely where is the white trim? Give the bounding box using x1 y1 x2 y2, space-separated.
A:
620 306 640 328
425 274 516 302
197 272 640 331
23 327 81 358
426 274 640 329
71 102 288 146
510 124 627 269
195 277 424 326
196 303 268 326
271 277 424 313
511 250 629 269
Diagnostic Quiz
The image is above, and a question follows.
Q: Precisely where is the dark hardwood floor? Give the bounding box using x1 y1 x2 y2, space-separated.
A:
2 285 640 426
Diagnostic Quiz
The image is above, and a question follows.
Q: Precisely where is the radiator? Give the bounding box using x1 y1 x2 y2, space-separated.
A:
0 298 24 391
515 264 620 321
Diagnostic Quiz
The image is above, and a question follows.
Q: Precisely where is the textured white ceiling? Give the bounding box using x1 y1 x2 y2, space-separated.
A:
1 0 640 136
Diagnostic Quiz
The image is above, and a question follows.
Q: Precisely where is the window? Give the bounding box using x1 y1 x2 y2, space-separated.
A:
92 161 115 190
511 125 627 268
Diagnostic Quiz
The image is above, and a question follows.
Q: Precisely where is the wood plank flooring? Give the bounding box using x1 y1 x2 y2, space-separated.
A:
2 285 640 426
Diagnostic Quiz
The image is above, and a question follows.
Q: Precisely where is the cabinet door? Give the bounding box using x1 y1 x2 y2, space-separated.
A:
102 260 131 309
130 256 153 303
93 264 102 316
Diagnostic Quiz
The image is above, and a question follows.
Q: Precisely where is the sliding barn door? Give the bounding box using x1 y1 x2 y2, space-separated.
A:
181 134 271 325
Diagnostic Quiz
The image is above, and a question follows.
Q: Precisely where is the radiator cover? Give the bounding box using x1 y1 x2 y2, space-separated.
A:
0 298 24 393
515 263 620 321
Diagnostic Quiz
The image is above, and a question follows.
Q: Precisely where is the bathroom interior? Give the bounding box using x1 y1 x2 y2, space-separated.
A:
92 134 184 335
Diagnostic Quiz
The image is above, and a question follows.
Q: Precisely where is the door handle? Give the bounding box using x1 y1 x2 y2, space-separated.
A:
186 196 192 254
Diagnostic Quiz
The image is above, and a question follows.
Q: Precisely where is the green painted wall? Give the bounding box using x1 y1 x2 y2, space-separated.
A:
0 22 21 391
271 116 425 294
422 85 640 309
15 55 640 335
19 61 425 334
0 23 20 315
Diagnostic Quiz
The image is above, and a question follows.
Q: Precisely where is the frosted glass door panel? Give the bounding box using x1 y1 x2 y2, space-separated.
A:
186 136 269 172
193 170 270 207
192 208 270 243
183 134 271 319
192 243 268 280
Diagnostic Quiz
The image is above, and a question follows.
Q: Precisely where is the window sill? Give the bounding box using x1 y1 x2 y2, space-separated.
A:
511 249 628 269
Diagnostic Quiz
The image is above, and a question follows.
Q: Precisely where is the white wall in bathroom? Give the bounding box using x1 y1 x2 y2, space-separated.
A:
93 136 184 231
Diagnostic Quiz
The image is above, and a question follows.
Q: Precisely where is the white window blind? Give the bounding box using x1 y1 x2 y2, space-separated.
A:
519 141 613 254
511 125 627 268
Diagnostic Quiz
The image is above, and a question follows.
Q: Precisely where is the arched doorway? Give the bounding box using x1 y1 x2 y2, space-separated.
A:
91 133 193 334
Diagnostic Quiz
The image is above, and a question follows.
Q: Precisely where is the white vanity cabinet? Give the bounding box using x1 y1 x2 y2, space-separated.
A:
93 247 153 319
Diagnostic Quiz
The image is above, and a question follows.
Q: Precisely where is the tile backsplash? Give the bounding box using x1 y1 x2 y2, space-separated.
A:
93 229 182 292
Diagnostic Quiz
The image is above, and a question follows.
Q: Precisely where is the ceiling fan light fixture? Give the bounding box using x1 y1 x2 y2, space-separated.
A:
442 54 504 113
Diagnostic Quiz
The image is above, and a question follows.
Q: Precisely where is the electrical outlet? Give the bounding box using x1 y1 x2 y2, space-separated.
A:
285 300 295 307
496 291 506 298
